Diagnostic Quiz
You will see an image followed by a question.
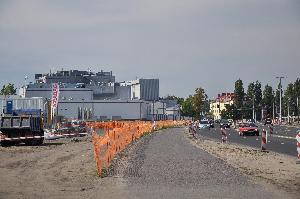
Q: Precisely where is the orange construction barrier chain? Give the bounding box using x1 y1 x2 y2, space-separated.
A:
88 120 185 176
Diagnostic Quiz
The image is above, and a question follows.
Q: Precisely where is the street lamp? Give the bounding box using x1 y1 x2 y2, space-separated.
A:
297 97 299 123
252 95 255 121
82 98 85 120
276 76 285 124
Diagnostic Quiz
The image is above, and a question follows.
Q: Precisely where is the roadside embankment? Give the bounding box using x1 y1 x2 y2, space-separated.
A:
185 128 300 196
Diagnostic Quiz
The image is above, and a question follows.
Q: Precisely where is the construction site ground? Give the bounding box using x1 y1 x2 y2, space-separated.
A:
0 128 299 199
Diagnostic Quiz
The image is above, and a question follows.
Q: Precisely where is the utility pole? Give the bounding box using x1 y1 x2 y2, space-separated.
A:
288 98 290 123
252 95 255 121
272 101 275 120
152 100 155 122
276 76 285 124
297 97 299 123
218 99 221 120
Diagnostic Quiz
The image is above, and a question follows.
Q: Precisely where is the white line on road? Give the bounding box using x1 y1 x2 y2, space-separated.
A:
272 135 296 140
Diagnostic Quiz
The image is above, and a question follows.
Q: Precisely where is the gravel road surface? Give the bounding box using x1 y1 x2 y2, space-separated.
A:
0 128 296 199
107 128 293 199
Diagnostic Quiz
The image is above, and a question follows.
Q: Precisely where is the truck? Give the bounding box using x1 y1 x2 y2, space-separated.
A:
0 109 45 146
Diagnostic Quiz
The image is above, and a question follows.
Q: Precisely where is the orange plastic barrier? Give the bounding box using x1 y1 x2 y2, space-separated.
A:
88 120 185 176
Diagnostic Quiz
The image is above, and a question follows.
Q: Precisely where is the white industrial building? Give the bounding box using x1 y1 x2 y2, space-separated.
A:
1 95 181 121
24 87 93 101
120 79 159 101
22 70 159 102
57 100 151 120
8 69 181 121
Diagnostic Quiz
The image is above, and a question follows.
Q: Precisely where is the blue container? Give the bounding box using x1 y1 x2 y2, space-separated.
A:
6 100 13 114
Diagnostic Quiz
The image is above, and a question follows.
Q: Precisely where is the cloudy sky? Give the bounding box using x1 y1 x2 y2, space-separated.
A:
0 0 299 98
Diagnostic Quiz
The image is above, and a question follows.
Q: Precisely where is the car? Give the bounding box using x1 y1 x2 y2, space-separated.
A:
238 123 259 136
264 118 272 125
247 119 255 123
214 119 220 124
199 120 211 129
220 119 230 128
209 120 214 128
228 119 233 125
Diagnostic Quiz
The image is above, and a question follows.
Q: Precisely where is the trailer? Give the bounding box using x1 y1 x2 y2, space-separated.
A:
0 110 44 146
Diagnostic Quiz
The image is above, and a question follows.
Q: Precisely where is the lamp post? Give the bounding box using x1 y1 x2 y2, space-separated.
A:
276 76 285 124
272 101 275 120
82 98 85 120
297 97 299 123
288 98 290 124
218 98 221 120
252 95 255 121
152 100 155 122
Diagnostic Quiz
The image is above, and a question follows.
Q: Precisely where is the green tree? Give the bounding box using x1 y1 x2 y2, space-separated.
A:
192 87 207 119
283 82 296 118
0 83 17 95
181 95 195 117
234 79 245 119
294 78 300 117
253 81 262 120
262 84 274 117
220 104 238 120
234 79 244 109
164 95 184 106
244 82 255 119
247 82 255 99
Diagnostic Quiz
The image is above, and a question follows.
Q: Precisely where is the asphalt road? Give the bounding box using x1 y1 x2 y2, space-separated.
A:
107 128 288 199
197 124 298 157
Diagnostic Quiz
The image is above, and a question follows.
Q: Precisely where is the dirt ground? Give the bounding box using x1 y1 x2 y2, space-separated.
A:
0 136 99 199
185 129 300 197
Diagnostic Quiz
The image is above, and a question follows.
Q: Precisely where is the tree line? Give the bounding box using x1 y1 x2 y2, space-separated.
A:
221 78 300 121
164 87 210 120
166 77 300 121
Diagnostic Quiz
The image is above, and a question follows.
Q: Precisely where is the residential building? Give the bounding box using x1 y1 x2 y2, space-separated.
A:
210 93 234 120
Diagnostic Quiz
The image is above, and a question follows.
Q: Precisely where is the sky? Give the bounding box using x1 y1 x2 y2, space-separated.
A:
0 0 299 98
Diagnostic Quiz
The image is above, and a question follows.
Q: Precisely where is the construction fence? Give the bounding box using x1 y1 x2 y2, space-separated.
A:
87 120 185 176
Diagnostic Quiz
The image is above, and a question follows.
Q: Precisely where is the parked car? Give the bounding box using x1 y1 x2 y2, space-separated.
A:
220 119 230 128
199 120 211 129
238 123 259 136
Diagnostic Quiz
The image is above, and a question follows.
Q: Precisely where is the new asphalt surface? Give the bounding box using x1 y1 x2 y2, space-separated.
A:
197 124 298 157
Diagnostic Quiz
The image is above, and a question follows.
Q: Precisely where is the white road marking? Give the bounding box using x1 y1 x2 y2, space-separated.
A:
272 135 296 140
